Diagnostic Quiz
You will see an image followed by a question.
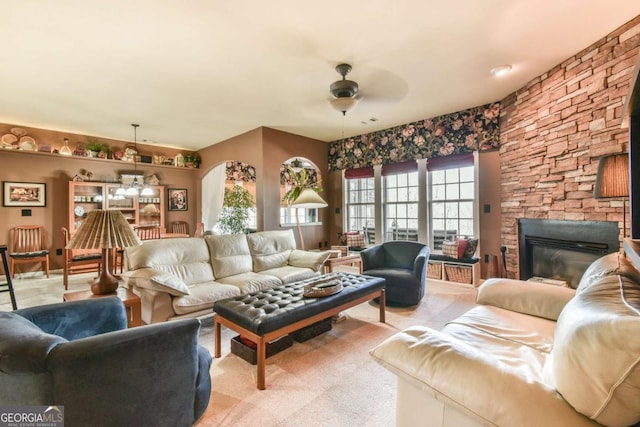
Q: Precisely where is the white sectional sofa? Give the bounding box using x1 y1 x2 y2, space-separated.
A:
370 252 640 427
123 229 331 324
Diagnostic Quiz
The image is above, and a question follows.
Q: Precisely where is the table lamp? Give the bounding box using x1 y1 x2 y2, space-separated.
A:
66 210 141 295
594 153 630 237
291 188 327 250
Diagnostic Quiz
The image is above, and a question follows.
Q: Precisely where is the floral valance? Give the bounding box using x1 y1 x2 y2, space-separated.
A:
280 165 319 186
328 102 500 171
226 161 320 186
226 161 256 182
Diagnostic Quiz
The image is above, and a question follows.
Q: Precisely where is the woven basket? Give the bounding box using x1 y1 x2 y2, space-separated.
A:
444 264 473 284
291 317 333 342
427 262 442 279
230 335 293 365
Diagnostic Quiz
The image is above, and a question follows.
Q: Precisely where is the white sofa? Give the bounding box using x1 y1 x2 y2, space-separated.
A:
123 229 331 324
370 252 640 427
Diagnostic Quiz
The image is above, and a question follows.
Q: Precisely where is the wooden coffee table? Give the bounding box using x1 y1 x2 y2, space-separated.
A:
63 287 142 327
214 273 385 390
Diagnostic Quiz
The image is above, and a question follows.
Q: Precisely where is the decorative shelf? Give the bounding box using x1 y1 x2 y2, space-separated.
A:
0 148 199 171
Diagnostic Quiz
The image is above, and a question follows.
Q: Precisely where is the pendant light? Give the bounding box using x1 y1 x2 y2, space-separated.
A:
125 124 141 196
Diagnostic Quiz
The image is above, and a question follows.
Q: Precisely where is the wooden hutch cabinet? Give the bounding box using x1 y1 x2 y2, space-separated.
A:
68 182 165 234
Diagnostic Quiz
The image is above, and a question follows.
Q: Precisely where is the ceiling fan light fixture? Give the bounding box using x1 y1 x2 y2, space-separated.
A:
330 97 360 115
490 64 512 77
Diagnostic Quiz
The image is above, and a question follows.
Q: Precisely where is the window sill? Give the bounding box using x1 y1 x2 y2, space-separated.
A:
280 222 322 227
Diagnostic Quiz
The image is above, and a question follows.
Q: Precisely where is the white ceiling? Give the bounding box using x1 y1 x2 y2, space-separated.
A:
1 1 639 151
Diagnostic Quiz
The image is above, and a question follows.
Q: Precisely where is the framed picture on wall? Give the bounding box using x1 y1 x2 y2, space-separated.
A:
3 181 46 207
168 188 188 211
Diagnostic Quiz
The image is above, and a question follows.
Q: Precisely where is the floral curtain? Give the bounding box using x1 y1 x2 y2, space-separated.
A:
328 102 500 171
226 161 256 182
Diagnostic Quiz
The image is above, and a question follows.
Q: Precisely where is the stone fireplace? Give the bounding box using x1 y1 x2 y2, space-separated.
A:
518 219 619 288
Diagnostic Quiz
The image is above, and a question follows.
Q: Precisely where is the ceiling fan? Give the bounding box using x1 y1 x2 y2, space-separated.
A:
329 63 361 115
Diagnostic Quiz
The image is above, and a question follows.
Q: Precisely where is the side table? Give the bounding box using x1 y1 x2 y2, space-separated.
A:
324 254 362 274
63 287 142 327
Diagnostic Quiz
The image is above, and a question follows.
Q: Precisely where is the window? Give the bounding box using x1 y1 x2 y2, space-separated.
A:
342 154 476 248
429 166 474 249
279 183 319 226
279 206 319 225
383 171 419 241
344 176 375 232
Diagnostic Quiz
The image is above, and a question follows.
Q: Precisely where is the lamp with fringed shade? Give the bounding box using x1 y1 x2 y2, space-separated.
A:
594 153 630 237
66 210 141 295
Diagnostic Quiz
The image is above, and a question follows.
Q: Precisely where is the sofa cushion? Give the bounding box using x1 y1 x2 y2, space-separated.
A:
546 274 640 426
125 238 215 284
576 251 640 292
288 249 332 272
172 282 241 315
205 234 253 278
214 272 282 294
258 266 318 284
247 230 296 272
477 278 575 321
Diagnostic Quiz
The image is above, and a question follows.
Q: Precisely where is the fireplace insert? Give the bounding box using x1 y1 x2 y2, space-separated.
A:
518 219 619 288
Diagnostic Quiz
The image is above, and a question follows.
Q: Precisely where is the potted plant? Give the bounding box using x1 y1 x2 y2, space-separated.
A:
217 184 254 234
85 139 108 158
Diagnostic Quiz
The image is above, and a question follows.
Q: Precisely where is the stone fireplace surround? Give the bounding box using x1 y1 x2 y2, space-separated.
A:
499 17 639 279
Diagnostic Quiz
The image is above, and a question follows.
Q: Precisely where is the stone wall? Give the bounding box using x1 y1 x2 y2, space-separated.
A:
500 16 640 278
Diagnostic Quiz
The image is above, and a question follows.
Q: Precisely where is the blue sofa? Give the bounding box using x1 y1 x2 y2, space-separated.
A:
0 297 212 426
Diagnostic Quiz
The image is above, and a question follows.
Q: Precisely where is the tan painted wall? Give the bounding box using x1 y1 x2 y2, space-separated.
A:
0 124 199 273
477 150 502 277
197 127 330 249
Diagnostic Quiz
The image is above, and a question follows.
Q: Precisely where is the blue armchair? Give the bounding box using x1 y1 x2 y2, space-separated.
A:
361 241 430 306
0 297 212 426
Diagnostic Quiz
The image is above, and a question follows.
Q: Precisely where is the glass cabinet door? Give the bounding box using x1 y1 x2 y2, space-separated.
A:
105 184 138 225
138 186 164 228
69 182 105 234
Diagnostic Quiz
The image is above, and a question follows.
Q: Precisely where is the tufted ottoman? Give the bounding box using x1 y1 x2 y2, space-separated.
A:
213 273 386 389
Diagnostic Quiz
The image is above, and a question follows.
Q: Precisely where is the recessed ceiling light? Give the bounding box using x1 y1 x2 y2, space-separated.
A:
490 65 512 77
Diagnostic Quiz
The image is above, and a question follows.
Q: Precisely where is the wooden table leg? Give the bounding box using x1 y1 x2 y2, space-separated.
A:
379 289 386 323
214 319 221 358
257 336 266 390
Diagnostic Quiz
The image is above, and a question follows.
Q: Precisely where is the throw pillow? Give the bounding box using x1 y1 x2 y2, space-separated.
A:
463 238 478 258
346 233 365 248
442 241 459 259
288 249 332 272
455 238 469 259
149 273 191 296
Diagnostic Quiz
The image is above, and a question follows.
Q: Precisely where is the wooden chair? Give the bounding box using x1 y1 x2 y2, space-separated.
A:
9 225 50 279
170 221 189 236
61 227 102 290
194 222 204 238
134 225 161 240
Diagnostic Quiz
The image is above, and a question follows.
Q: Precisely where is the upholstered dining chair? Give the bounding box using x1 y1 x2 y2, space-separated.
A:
194 222 205 237
170 221 189 236
133 225 161 240
9 225 50 279
61 227 101 290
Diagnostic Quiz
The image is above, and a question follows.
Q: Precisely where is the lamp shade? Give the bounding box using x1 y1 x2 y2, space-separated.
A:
291 188 328 209
67 210 141 250
594 154 629 199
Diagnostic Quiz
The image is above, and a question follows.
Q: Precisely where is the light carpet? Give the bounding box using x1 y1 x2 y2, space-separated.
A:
196 280 477 427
